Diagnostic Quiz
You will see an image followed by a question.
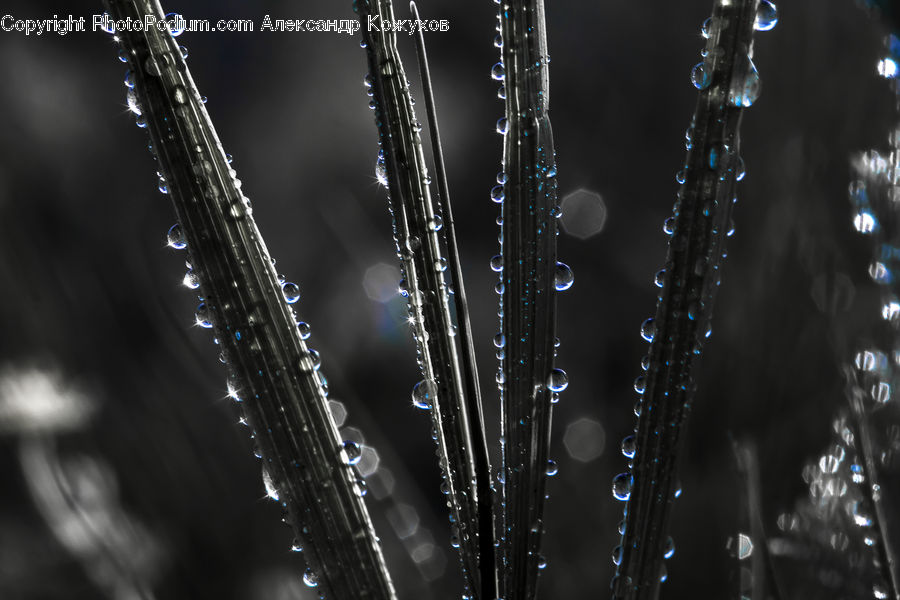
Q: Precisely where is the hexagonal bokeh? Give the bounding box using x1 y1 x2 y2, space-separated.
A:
356 445 380 477
560 188 607 240
563 417 606 463
363 262 401 303
328 400 347 428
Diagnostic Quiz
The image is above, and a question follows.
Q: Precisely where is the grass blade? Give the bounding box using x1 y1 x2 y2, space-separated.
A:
356 0 490 595
612 1 770 597
408 2 499 598
494 1 561 598
103 1 396 597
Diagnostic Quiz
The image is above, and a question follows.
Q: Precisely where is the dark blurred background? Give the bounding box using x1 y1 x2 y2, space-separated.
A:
0 0 896 598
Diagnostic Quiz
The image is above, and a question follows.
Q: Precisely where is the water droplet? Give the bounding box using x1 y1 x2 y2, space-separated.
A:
496 117 508 135
412 379 437 410
554 262 574 291
493 332 506 348
537 555 548 569
195 303 212 328
546 460 558 476
494 34 503 48
663 217 675 235
342 440 362 465
118 49 129 63
427 215 443 231
183 270 200 289
167 223 186 249
491 62 506 80
879 57 899 79
291 539 302 552
490 255 504 272
675 169 686 184
180 45 189 59
612 472 633 501
126 88 142 115
546 368 569 392
491 185 505 203
303 569 318 588
754 1 778 31
621 435 636 459
640 318 657 342
297 321 311 340
497 172 508 185
124 70 135 89
729 56 761 108
701 17 713 39
612 545 623 566
854 211 876 234
165 12 185 37
435 257 448 272
633 376 646 394
736 157 746 181
663 536 675 559
691 62 711 90
282 282 300 304
498 85 507 100
654 269 666 288
262 467 279 500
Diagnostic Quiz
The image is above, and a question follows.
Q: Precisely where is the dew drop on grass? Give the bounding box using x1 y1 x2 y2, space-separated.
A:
554 262 574 291
126 88 142 115
612 473 633 501
412 379 437 410
282 282 300 304
663 536 675 559
496 117 508 135
546 460 558 476
537 555 548 570
297 321 311 340
342 440 362 465
167 224 186 249
701 17 712 39
490 255 504 272
183 270 200 289
691 63 711 90
262 467 279 501
303 569 318 588
164 12 185 36
491 185 505 203
195 303 212 328
621 435 636 459
754 1 778 31
640 318 656 342
729 57 761 107
491 62 506 80
427 215 443 231
546 368 568 392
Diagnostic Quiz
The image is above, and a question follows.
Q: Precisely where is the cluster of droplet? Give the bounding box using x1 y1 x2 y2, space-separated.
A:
107 17 348 593
776 409 892 599
609 3 778 591
689 0 777 108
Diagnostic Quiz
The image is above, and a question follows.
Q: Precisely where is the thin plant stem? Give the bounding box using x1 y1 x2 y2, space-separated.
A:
409 2 499 598
356 0 490 595
103 1 396 597
495 1 560 598
613 1 765 597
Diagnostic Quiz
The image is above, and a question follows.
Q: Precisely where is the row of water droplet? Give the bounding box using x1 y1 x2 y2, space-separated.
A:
609 3 777 591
